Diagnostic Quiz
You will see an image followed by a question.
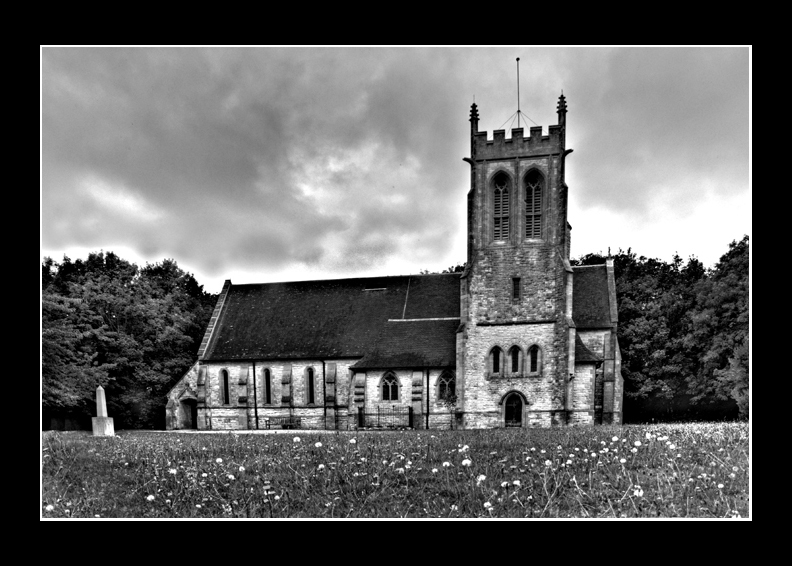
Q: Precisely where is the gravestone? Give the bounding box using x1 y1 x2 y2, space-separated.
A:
91 385 115 436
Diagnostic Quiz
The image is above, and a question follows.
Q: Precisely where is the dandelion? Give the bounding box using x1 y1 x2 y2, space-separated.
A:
631 448 638 454
566 459 573 465
293 437 301 443
165 499 171 504
442 461 451 467
227 474 235 481
501 481 508 488
216 458 223 464
545 460 552 467
45 505 54 512
274 495 280 501
169 468 177 475
634 440 642 447
645 432 652 440
513 480 521 487
432 468 438 473
459 445 469 453
612 436 619 442
196 504 202 509
484 501 493 510
729 473 736 479
201 473 208 478
669 444 676 450
318 464 325 470
530 447 536 452
349 438 357 444
450 505 458 511
315 442 323 448
718 484 724 489
146 495 155 502
396 468 405 474
633 486 644 497
461 459 472 467
620 458 626 464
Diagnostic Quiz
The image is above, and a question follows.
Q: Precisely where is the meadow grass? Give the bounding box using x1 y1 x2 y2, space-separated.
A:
41 423 749 518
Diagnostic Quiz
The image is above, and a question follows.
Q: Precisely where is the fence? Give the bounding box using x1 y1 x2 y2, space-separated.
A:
357 406 413 429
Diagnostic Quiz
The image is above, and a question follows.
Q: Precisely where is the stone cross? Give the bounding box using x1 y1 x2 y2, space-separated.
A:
92 385 115 436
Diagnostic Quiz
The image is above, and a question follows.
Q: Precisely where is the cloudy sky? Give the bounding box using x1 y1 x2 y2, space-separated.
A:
41 47 750 294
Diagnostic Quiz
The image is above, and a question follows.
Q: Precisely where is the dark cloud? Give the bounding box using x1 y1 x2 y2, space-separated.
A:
42 47 749 291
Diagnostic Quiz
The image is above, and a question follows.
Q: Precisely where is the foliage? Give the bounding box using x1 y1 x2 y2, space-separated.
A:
42 252 216 429
572 236 749 421
41 423 749 518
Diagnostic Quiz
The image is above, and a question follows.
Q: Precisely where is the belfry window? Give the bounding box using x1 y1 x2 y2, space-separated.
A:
382 372 399 402
489 346 505 376
493 172 511 241
525 170 544 239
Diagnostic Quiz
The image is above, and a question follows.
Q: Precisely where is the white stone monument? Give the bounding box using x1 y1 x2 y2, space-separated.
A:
91 385 115 436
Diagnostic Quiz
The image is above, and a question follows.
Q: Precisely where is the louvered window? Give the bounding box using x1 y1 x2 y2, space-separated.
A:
525 170 544 239
493 173 510 241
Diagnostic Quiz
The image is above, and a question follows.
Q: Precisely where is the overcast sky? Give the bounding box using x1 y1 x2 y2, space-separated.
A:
41 47 750 294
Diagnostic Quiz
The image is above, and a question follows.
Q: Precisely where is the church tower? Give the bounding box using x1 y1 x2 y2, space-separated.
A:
458 95 575 428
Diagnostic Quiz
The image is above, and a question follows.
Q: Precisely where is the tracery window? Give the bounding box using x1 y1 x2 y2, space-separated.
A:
525 169 544 239
493 172 511 241
438 371 456 402
381 372 399 402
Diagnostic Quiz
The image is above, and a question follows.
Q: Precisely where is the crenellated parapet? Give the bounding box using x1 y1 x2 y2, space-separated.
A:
472 124 564 160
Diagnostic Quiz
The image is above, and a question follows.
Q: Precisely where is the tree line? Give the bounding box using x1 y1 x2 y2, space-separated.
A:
42 237 748 428
572 235 749 421
42 252 216 429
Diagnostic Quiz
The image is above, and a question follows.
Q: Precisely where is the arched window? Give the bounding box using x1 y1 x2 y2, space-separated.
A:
306 367 316 405
489 346 504 376
221 369 230 405
527 345 541 375
438 370 456 403
493 172 511 241
525 169 544 239
508 345 522 374
263 368 272 405
381 372 399 402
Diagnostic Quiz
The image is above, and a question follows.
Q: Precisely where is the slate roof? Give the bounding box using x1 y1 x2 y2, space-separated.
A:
202 273 460 366
201 262 616 367
574 334 602 363
572 264 616 329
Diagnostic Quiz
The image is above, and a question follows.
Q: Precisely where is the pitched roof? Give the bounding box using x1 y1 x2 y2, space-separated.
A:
202 273 460 364
574 334 602 363
572 264 616 329
351 319 459 369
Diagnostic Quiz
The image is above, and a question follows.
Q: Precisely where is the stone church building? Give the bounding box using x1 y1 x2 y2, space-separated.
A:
166 95 624 431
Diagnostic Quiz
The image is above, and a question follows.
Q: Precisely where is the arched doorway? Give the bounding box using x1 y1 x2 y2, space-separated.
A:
180 399 198 430
504 393 523 427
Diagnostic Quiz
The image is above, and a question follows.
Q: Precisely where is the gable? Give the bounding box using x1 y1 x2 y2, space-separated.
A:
202 273 460 362
572 264 616 329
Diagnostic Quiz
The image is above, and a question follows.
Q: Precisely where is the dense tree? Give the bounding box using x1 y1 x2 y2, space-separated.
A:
41 252 216 429
572 236 749 421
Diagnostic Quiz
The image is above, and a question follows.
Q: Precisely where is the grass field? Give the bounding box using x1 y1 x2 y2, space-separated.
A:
41 422 749 518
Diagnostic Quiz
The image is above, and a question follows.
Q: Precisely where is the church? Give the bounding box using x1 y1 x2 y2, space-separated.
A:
166 95 624 431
